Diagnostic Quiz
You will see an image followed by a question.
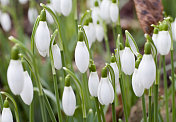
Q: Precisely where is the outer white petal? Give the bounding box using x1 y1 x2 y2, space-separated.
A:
46 4 54 24
0 113 1 122
116 82 121 95
152 34 158 48
7 60 24 95
0 13 11 32
19 0 28 4
0 0 9 6
92 7 101 25
52 44 62 70
51 0 61 13
95 24 104 42
20 71 33 105
100 0 111 21
110 62 119 85
28 8 38 25
88 72 99 97
2 108 13 122
35 21 50 57
89 23 96 43
138 54 156 89
83 25 92 48
110 3 119 23
132 69 144 97
157 31 171 55
62 86 76 116
61 0 72 16
97 77 114 105
121 47 135 75
171 19 176 41
75 41 89 73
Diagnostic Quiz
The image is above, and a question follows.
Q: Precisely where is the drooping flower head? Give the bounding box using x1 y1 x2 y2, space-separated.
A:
152 28 159 48
52 42 62 70
0 12 11 32
110 54 119 85
2 99 13 122
92 1 101 25
60 0 72 16
95 21 104 42
110 0 119 23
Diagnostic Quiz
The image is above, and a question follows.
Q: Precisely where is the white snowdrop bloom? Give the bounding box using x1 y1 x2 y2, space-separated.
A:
98 77 114 105
0 0 9 6
20 71 33 105
52 44 62 70
0 13 11 32
61 0 72 16
46 4 54 24
95 23 104 42
88 22 96 43
28 8 38 25
132 68 144 97
110 62 119 85
19 0 28 4
2 108 13 122
110 2 119 23
100 0 111 22
171 19 176 41
7 60 24 95
83 25 92 48
121 47 135 75
152 33 158 47
51 0 61 13
92 7 100 25
88 70 99 97
75 40 89 73
62 86 76 116
156 31 171 55
35 21 50 57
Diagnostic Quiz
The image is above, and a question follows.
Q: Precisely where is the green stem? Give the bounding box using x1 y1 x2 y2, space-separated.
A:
95 98 101 122
103 21 110 60
39 96 47 122
100 104 106 122
142 94 147 122
154 84 158 122
148 88 152 122
163 55 169 122
29 101 34 122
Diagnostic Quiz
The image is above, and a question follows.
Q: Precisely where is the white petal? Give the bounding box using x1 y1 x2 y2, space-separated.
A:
132 69 144 97
116 82 121 95
0 0 9 6
152 34 158 47
110 3 119 23
75 41 89 73
35 21 50 57
171 19 176 41
157 31 171 55
92 7 101 25
0 13 11 32
7 60 24 95
97 77 114 105
62 86 76 116
138 54 156 89
52 44 62 70
61 0 72 16
88 72 99 97
96 24 104 42
28 8 38 25
110 62 119 85
83 25 92 48
51 0 61 13
46 4 54 24
20 71 33 105
89 23 96 43
2 108 13 122
19 0 28 4
121 47 135 75
100 0 111 21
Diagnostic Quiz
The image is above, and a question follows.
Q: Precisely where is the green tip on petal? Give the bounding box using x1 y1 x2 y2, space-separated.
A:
11 45 19 60
65 75 71 86
153 28 159 34
111 54 116 63
94 1 99 7
3 98 9 108
78 30 84 42
101 67 107 78
40 9 46 21
119 43 124 50
144 42 151 54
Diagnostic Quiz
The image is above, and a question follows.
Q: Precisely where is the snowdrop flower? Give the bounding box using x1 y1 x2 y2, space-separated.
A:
98 67 114 105
132 59 144 97
91 1 101 25
171 19 176 41
61 0 72 16
46 3 54 24
100 0 111 22
2 99 13 122
110 0 119 23
95 21 104 42
138 42 156 89
19 0 28 4
152 28 158 47
88 18 96 43
75 31 89 73
0 0 9 6
110 54 119 85
51 0 61 13
0 13 11 32
121 42 135 75
28 8 38 25
20 71 33 105
83 20 92 47
35 10 51 57
52 43 62 70
88 63 99 97
156 24 171 55
62 75 76 116
7 45 24 95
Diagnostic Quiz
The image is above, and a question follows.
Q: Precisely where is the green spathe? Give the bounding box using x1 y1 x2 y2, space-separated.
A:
3 98 9 108
111 54 116 63
11 45 19 60
144 42 151 54
40 9 46 21
78 31 84 42
65 75 71 87
101 67 107 78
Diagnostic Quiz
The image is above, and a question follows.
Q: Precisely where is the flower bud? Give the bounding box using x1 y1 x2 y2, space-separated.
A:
52 44 62 70
61 0 72 16
0 13 11 32
100 0 111 22
52 0 61 13
110 55 119 85
91 4 101 25
171 19 176 41
95 22 104 42
28 8 38 25
2 99 13 122
88 18 96 43
46 4 54 24
110 2 119 23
